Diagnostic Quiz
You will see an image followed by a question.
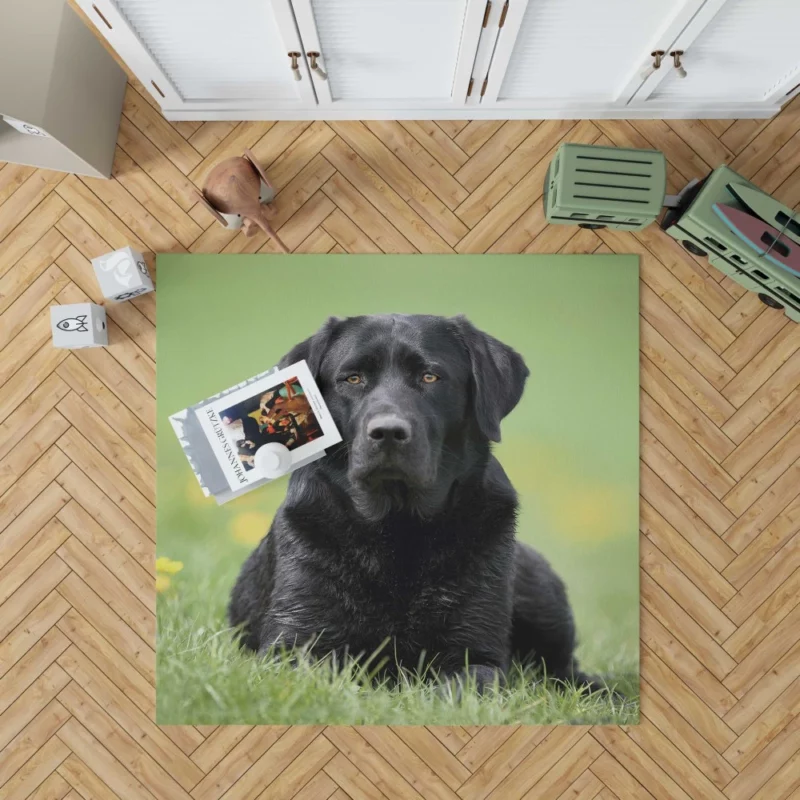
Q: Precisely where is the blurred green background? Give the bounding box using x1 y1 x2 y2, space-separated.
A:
156 254 640 716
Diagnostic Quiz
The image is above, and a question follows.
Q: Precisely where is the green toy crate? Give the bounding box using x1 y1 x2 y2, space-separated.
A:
544 143 667 231
661 165 800 322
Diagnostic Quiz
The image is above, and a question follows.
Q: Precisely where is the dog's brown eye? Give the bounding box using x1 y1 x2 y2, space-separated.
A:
346 374 362 385
422 373 439 383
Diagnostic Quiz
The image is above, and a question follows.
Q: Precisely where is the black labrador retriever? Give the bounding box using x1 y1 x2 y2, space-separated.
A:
229 314 602 691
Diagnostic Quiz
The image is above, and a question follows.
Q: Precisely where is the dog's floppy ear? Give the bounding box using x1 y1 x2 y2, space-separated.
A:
279 316 342 378
452 315 529 442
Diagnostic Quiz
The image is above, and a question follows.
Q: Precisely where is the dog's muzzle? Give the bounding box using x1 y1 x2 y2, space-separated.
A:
350 410 429 485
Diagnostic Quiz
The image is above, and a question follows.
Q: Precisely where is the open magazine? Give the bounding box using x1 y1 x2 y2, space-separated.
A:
170 360 341 504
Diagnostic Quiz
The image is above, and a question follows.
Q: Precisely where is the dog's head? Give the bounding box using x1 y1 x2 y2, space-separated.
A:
280 314 528 520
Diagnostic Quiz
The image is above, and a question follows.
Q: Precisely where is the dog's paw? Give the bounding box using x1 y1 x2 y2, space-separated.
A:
438 665 505 701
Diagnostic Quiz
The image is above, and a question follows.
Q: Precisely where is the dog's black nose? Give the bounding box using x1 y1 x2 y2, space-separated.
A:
367 415 412 444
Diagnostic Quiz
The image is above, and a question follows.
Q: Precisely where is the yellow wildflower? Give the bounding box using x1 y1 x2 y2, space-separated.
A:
156 557 184 574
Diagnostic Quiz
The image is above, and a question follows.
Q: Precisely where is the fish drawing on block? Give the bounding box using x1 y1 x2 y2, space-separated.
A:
713 203 800 277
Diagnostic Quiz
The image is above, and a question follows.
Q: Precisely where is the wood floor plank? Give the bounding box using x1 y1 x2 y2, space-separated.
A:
190 727 288 800
641 284 736 391
454 121 537 192
601 228 735 354
638 678 736 791
329 121 469 246
0 554 70 643
0 698 71 788
399 121 469 174
0 229 68 317
723 568 800 663
187 121 238 157
365 120 469 210
56 718 159 800
56 392 154 502
640 463 736 572
723 677 800 772
0 733 70 800
0 170 65 243
641 536 736 644
722 345 800 446
321 171 416 254
55 427 155 536
0 162 36 206
640 355 735 463
641 573 737 681
640 500 735 608
639 645 736 752
640 320 736 427
454 119 575 230
323 132 456 251
220 727 325 800
724 530 800 623
454 122 505 156
111 147 202 248
56 607 155 718
122 85 202 176
56 658 202 794
641 394 736 503
723 641 800 734
116 115 200 211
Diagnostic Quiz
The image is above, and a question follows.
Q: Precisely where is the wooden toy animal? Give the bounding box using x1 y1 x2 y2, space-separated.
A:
195 149 289 253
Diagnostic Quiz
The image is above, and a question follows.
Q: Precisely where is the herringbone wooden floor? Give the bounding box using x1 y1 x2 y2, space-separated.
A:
2 66 800 798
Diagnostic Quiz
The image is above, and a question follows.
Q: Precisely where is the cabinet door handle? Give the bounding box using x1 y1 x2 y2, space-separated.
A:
640 50 665 81
670 50 687 79
307 52 328 81
288 52 302 81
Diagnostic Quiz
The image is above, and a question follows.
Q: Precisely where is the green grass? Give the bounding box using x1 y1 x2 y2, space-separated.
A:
156 554 639 726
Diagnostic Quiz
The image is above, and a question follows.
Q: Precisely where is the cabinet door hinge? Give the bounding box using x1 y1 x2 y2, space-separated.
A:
499 0 509 27
482 1 492 27
467 77 475 97
480 77 488 97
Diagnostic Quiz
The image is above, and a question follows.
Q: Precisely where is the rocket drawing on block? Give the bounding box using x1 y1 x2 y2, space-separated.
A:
56 315 89 332
50 303 108 349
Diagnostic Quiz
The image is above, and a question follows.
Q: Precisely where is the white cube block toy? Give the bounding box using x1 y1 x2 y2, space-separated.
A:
92 246 154 301
51 303 108 349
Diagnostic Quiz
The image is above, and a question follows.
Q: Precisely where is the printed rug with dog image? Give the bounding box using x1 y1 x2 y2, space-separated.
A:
156 254 640 725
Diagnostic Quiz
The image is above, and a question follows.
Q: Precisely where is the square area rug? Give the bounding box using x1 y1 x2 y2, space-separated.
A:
156 254 639 725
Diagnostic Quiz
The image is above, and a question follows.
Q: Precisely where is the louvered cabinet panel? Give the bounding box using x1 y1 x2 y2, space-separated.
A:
291 0 483 106
76 0 314 109
116 0 294 100
494 0 689 102
648 0 800 103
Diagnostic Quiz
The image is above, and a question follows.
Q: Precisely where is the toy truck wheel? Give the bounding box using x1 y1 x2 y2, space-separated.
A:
578 223 606 230
682 240 707 257
758 293 785 310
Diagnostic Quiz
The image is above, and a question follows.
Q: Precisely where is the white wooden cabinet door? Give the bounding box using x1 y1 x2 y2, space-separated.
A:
631 0 800 110
478 0 709 111
75 0 316 112
287 0 487 109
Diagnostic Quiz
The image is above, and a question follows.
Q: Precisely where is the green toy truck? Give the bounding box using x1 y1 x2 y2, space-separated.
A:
660 165 800 322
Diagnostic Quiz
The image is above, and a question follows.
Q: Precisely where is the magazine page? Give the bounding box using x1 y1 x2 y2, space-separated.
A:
194 360 341 492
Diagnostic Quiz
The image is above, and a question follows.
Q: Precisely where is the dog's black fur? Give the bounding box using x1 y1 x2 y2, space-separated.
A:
229 314 602 690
